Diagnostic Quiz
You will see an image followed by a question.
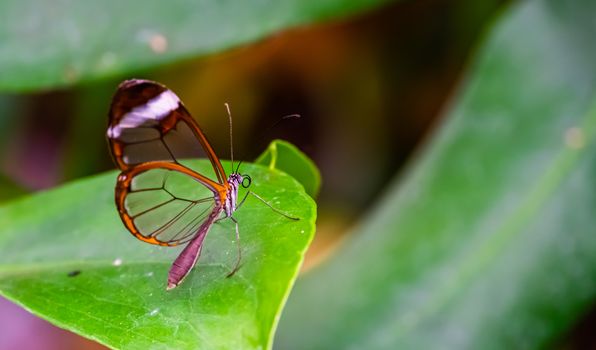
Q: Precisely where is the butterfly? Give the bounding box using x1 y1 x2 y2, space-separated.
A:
107 79 298 290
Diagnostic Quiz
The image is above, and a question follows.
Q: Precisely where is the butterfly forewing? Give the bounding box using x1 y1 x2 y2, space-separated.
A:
107 79 226 184
107 79 228 246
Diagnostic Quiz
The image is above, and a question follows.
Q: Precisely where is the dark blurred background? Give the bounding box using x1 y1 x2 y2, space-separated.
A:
1 0 592 348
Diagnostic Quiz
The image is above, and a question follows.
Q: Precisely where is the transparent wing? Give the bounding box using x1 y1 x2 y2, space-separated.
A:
116 165 222 246
107 79 227 188
107 79 228 246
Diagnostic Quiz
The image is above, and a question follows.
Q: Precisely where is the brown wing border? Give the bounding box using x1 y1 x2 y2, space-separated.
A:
177 108 228 185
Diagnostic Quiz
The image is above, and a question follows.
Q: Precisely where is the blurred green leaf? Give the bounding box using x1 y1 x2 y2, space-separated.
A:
277 0 596 349
256 139 321 198
0 0 393 92
0 157 317 349
63 80 119 179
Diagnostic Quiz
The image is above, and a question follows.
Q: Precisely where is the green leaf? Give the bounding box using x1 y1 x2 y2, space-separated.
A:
256 139 321 198
0 159 317 349
0 0 393 92
277 0 596 349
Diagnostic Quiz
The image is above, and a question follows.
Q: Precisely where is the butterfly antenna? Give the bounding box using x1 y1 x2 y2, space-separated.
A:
255 114 301 150
267 114 301 133
225 103 234 173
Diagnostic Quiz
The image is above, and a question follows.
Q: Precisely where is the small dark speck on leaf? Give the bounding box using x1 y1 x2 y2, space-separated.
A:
67 270 81 277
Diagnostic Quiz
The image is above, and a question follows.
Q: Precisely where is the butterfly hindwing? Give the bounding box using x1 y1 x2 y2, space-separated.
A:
115 165 218 246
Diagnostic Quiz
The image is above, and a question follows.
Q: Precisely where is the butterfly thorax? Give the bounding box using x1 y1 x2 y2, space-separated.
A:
224 173 243 217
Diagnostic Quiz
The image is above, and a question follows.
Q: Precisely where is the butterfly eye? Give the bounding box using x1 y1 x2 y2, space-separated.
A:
242 175 252 188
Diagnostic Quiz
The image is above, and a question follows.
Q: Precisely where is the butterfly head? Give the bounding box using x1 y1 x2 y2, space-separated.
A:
230 160 251 189
229 173 252 189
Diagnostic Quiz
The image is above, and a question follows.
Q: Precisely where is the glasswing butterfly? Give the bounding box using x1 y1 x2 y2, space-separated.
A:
107 79 298 290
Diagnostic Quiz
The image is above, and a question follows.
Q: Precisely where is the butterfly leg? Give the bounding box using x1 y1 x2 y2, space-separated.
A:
226 216 243 278
244 191 300 221
213 212 228 225
235 189 251 211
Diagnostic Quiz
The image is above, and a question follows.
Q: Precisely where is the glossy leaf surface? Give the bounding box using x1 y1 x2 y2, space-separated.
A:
0 155 317 349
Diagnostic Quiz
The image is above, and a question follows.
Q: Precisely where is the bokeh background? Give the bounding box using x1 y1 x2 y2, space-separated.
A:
0 0 594 349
